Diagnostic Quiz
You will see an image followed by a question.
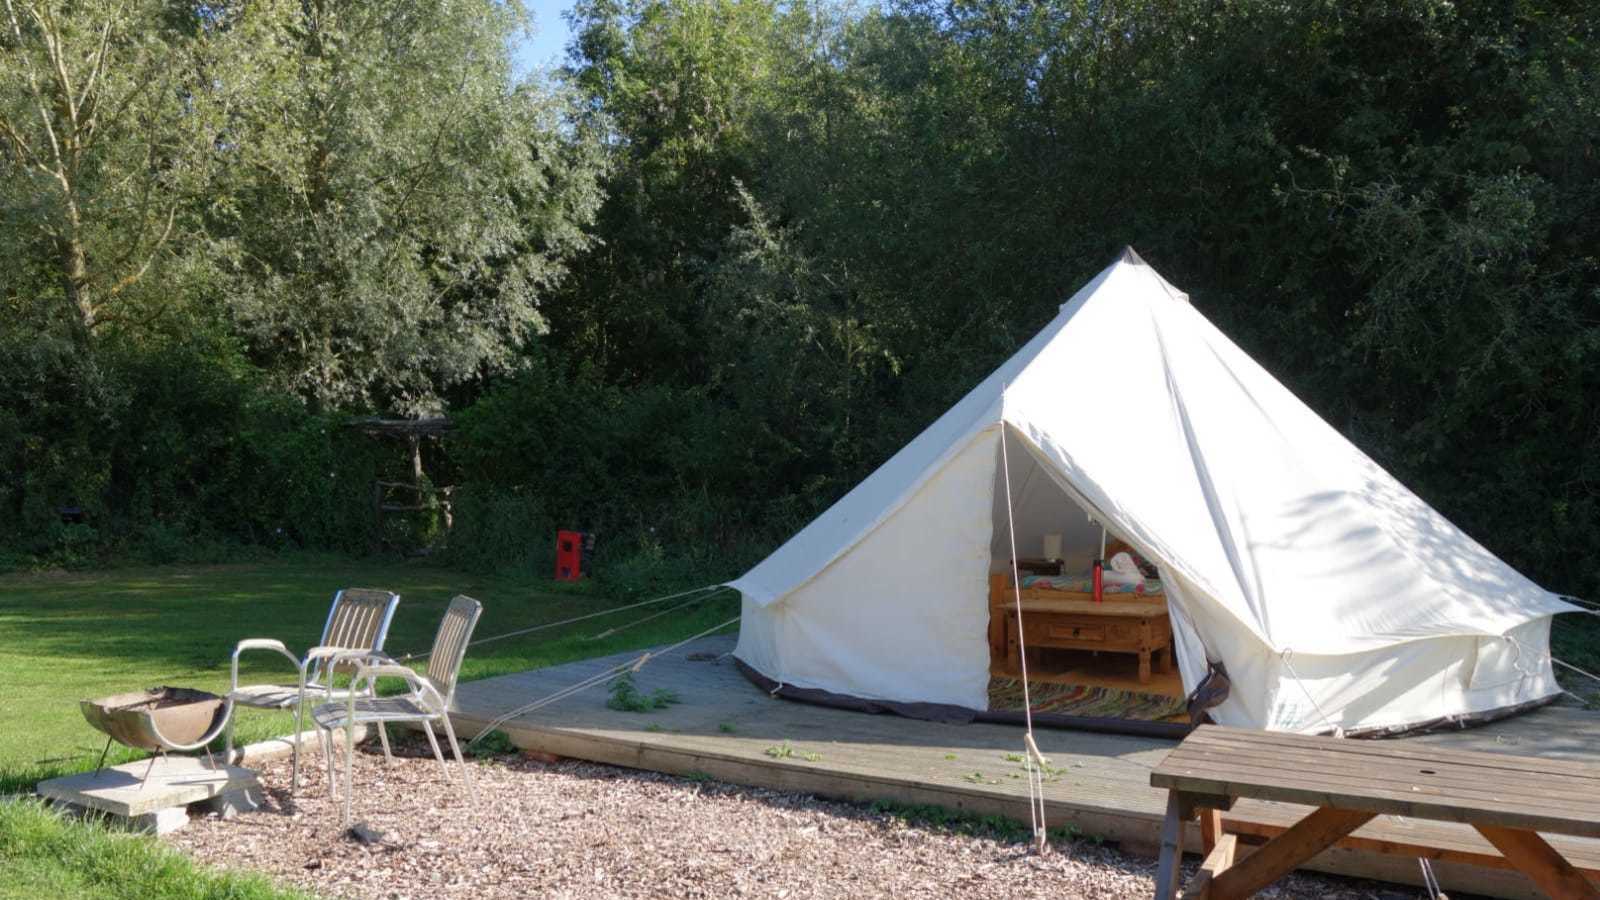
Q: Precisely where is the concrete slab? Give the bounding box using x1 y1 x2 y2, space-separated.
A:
37 755 258 820
226 724 369 767
133 806 190 835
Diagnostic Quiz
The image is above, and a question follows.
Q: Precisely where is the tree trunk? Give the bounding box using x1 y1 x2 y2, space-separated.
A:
58 196 93 338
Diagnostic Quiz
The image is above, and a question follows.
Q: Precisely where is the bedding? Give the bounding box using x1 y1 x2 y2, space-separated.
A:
1019 574 1165 596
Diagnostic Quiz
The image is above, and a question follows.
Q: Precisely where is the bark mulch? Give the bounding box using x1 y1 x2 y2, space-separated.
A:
168 736 1395 899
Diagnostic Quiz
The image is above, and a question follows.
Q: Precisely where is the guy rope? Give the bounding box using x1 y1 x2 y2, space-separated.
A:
390 583 731 665
998 415 1050 854
462 612 742 749
1552 595 1600 707
374 583 739 749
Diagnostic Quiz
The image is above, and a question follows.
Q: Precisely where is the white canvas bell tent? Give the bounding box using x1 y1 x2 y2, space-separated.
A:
727 248 1578 734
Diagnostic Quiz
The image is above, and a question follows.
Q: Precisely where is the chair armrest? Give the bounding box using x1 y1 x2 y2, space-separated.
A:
302 645 378 664
236 638 291 654
352 662 446 713
298 646 380 696
356 662 425 682
231 638 300 691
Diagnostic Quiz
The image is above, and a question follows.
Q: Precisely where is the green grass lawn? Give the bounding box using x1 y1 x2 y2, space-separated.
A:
0 554 738 791
0 555 1593 900
0 798 313 900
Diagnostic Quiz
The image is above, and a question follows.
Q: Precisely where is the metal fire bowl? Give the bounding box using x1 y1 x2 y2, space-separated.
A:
80 687 230 753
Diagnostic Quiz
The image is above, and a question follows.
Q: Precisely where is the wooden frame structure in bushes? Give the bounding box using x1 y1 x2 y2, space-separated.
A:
345 417 456 554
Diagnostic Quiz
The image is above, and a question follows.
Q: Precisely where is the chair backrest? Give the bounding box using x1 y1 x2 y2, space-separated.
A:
316 588 401 680
424 595 482 705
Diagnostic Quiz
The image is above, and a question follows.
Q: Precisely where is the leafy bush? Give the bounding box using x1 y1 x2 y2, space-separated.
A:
442 487 554 574
0 331 122 556
464 729 519 757
447 351 794 581
0 332 382 565
605 673 681 712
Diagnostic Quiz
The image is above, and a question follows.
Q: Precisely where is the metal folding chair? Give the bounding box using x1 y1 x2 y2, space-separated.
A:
313 595 483 827
226 588 401 792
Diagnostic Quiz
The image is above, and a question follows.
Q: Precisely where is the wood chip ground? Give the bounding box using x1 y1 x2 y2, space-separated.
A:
168 736 1405 899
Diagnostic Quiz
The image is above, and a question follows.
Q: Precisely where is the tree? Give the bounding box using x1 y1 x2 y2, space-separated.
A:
0 0 232 342
205 0 607 413
702 184 898 497
553 0 804 385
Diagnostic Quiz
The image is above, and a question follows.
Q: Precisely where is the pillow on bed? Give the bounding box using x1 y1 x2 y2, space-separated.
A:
1104 539 1160 578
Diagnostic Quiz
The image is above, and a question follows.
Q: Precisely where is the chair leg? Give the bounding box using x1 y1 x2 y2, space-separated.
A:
421 720 449 778
290 702 303 794
319 687 338 800
364 682 394 764
320 727 338 801
224 711 236 766
342 718 356 829
376 721 394 764
437 713 475 801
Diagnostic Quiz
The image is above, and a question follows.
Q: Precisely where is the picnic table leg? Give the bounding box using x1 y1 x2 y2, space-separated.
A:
1154 791 1187 900
1474 825 1600 900
1207 807 1374 900
1199 807 1222 854
1186 833 1237 900
1172 808 1230 900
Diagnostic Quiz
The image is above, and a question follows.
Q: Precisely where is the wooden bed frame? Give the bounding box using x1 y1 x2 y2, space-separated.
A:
987 571 1176 684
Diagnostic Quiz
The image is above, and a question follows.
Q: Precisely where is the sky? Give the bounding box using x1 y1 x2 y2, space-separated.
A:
513 0 578 76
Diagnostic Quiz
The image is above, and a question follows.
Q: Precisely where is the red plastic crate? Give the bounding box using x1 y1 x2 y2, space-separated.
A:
555 530 584 581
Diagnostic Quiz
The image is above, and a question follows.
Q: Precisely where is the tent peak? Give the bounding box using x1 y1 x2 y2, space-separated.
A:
1116 245 1190 305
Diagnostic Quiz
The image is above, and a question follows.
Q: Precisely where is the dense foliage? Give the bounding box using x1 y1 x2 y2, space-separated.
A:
4 0 1599 611
1 0 604 562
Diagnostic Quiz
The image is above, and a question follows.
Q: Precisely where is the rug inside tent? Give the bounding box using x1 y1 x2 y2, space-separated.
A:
987 677 1187 721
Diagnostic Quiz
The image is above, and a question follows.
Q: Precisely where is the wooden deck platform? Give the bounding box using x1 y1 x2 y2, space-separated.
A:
450 635 1600 899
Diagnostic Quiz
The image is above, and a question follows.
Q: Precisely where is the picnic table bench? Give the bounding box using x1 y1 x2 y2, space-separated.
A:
1150 725 1600 899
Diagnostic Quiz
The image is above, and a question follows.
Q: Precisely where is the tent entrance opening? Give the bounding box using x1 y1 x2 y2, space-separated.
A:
987 438 1186 721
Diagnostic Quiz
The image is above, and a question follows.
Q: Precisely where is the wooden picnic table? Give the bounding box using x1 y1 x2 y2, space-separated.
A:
1149 724 1600 899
